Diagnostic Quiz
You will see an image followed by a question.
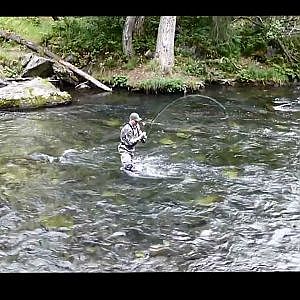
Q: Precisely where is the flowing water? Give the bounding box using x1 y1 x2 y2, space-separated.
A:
0 86 300 272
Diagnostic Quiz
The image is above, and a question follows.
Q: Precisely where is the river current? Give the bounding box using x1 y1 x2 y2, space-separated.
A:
0 86 299 272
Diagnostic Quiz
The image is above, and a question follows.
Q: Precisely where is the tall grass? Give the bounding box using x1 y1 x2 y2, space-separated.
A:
138 77 187 93
0 17 53 43
237 64 289 85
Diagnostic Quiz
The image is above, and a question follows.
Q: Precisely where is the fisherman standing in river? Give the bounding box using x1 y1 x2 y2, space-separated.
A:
118 112 147 172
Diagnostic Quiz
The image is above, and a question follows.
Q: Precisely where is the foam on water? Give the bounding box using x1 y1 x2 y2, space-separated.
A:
121 154 185 180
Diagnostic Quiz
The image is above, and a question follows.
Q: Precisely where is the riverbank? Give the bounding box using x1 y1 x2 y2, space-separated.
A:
0 17 299 94
92 58 297 94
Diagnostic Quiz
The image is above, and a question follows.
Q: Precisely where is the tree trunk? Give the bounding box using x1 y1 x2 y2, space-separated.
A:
155 16 177 75
211 16 232 43
122 16 137 58
134 16 145 36
0 30 112 92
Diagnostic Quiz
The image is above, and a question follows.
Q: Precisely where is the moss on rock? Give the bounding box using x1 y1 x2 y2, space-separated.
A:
0 77 71 109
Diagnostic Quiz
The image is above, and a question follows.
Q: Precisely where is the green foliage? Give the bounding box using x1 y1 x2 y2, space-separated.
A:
216 37 241 58
175 17 215 59
176 16 212 46
1 16 300 88
236 63 289 85
0 17 53 43
125 56 139 70
25 17 41 26
217 57 240 73
180 57 206 77
102 53 123 68
43 17 124 65
176 55 239 80
237 17 296 61
238 23 268 56
176 16 241 59
210 16 232 43
146 59 160 72
138 77 187 93
0 48 23 77
132 17 160 54
110 75 128 88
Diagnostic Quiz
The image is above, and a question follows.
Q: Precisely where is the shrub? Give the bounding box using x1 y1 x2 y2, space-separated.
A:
110 75 128 88
138 77 186 93
43 17 124 64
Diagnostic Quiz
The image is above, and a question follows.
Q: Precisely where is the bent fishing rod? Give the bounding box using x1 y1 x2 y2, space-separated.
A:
144 94 228 139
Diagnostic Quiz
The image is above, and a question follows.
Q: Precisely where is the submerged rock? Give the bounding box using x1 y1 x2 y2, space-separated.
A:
0 77 71 109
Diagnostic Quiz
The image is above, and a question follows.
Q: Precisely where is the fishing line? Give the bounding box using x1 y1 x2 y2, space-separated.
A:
146 94 228 138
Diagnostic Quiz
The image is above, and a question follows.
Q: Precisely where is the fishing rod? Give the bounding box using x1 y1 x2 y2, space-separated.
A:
145 94 228 138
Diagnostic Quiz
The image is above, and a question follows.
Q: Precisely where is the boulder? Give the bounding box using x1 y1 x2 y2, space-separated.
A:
21 54 54 78
0 77 71 109
52 62 79 86
0 78 8 88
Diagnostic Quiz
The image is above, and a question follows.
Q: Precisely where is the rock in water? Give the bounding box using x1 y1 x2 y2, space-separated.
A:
0 77 71 109
21 55 54 78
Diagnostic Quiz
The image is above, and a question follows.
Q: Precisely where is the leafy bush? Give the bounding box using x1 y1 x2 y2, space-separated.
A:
124 57 140 70
138 77 186 93
237 63 289 84
132 17 160 54
182 58 207 77
43 17 124 64
110 75 128 87
0 17 52 43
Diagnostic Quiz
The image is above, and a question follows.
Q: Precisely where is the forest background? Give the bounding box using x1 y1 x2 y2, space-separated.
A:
0 16 299 93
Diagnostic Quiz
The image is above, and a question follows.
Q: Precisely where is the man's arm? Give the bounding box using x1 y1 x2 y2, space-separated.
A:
121 125 145 146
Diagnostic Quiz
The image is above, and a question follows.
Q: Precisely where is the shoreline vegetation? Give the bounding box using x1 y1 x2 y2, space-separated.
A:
1 16 300 94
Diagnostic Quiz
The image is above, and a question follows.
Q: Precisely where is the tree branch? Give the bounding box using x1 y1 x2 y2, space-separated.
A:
232 16 264 28
0 30 112 92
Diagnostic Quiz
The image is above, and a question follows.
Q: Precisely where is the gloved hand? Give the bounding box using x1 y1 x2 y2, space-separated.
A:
140 131 147 141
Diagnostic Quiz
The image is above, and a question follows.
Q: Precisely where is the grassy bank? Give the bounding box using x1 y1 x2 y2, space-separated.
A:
0 17 299 93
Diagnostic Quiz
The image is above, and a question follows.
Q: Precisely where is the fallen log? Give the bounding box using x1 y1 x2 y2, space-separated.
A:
0 30 112 92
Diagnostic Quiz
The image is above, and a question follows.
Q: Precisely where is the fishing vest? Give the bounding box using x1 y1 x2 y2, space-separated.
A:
119 122 142 151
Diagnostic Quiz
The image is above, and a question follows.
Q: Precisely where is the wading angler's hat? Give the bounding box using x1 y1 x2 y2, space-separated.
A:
130 112 142 122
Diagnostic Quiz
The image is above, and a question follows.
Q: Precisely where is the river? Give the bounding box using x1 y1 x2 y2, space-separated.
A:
0 86 299 272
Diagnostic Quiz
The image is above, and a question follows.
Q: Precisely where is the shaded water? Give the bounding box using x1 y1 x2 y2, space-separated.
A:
0 86 300 272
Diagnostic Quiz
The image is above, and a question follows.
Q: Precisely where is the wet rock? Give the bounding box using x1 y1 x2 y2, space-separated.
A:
53 63 79 86
0 78 8 88
21 54 54 78
40 215 74 229
149 244 175 257
159 137 175 145
171 229 192 241
200 229 213 237
0 77 71 109
54 260 74 270
75 81 90 89
107 231 126 239
268 228 292 246
28 152 57 163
